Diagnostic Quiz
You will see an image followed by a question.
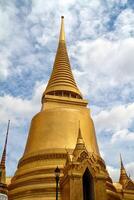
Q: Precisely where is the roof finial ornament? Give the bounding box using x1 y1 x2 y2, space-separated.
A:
77 121 84 144
120 153 124 169
59 16 65 42
72 121 88 161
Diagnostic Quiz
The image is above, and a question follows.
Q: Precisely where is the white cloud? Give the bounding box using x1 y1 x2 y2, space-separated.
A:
71 38 134 103
0 5 13 41
107 165 120 182
93 103 134 133
0 48 11 80
107 161 134 182
126 162 134 179
92 103 134 176
114 9 134 38
0 82 45 125
0 1 19 42
0 60 9 80
1 0 134 83
111 129 134 143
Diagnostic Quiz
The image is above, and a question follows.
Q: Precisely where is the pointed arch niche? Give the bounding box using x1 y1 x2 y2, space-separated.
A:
83 168 94 200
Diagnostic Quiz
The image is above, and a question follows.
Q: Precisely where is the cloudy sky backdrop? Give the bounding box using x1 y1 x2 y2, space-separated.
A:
0 0 134 182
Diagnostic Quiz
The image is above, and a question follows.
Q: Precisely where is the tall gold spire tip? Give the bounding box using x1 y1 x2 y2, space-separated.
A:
59 15 65 41
120 153 124 169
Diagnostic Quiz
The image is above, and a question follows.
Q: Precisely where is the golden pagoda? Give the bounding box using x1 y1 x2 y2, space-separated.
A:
8 17 134 200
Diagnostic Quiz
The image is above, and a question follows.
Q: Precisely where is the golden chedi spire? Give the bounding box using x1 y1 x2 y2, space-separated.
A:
9 17 101 200
42 16 82 101
119 154 134 189
0 120 10 195
21 16 100 157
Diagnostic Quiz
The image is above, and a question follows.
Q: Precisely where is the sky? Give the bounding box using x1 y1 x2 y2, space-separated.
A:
0 0 134 182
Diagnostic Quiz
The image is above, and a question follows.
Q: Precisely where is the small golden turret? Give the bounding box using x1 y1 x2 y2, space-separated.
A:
72 124 88 161
119 154 129 186
73 123 87 157
119 155 134 189
0 120 10 195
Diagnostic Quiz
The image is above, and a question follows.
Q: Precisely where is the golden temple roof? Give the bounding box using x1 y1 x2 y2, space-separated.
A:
43 16 82 100
119 155 129 185
119 155 134 189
